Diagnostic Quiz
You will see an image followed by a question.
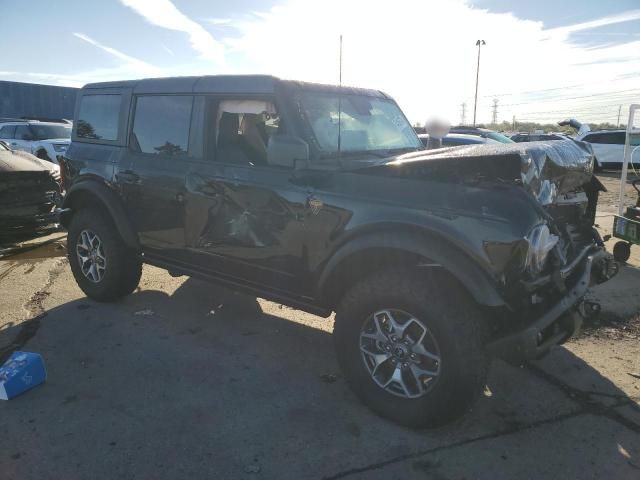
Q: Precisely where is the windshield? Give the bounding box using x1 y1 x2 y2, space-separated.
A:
29 124 71 140
485 131 514 144
298 92 421 156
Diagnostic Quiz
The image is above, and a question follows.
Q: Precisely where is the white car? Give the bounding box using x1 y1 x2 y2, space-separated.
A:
0 121 71 165
574 129 627 169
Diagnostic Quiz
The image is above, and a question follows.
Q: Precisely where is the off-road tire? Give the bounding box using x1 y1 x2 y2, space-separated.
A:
68 208 141 301
334 268 489 428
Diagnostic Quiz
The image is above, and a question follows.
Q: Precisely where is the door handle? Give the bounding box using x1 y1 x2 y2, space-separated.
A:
116 171 141 184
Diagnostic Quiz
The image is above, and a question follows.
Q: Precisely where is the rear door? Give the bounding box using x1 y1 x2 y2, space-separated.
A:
120 94 204 256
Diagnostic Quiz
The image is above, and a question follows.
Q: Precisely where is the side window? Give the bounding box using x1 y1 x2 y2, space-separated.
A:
0 125 16 139
610 132 626 145
583 133 601 143
15 125 33 140
215 99 281 166
131 95 193 157
77 94 121 141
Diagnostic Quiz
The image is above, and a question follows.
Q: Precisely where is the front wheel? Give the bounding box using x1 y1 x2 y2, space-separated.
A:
334 268 489 428
67 208 142 301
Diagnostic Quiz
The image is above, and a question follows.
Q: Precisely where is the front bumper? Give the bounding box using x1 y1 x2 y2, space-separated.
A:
486 248 615 363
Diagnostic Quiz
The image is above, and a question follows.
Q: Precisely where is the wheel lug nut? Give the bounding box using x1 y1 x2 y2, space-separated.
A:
402 362 408 369
410 353 417 360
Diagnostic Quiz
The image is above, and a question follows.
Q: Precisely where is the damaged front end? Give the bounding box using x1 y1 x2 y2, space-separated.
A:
370 140 617 362
489 140 617 361
0 150 62 244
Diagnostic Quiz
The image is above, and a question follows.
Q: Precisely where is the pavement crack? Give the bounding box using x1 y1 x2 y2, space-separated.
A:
526 363 640 434
0 258 67 363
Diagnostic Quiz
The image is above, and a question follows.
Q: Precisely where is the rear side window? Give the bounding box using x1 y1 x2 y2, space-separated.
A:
130 95 193 156
0 125 16 139
15 125 32 140
77 94 121 141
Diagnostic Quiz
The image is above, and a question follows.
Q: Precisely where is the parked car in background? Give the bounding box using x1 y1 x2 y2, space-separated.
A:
60 75 616 428
0 120 71 164
511 132 568 142
574 129 628 169
418 133 502 148
0 141 62 244
448 126 514 144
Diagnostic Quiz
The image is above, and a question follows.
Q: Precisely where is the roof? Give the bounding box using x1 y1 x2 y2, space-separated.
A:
82 75 388 98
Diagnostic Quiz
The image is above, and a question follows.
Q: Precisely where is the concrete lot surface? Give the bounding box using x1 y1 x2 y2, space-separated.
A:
1 174 639 479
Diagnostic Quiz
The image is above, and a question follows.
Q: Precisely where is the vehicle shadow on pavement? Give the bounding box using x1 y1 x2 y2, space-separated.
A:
0 275 639 479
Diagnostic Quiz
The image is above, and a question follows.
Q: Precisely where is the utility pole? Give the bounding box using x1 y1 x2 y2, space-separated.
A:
491 98 498 125
617 105 622 127
460 102 467 125
473 39 486 127
512 115 516 131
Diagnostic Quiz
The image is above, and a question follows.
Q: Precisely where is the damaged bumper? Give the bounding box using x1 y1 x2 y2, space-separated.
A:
486 247 616 363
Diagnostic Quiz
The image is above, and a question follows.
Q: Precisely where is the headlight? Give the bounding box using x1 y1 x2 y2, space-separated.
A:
53 144 68 153
524 224 558 275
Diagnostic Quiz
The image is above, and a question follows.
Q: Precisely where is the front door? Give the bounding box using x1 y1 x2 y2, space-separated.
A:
183 97 314 296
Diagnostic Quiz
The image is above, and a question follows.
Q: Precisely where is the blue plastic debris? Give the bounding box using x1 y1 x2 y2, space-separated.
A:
0 352 46 400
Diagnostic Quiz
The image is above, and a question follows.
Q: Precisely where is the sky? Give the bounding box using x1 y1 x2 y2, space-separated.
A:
1 0 639 127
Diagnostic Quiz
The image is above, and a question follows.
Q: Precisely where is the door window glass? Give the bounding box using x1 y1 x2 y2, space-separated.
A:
131 95 193 156
215 99 280 166
15 125 33 140
77 94 121 141
0 125 16 139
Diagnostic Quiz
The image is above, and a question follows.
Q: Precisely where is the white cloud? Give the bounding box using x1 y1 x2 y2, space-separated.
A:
120 0 224 62
72 32 160 74
220 1 640 125
544 9 640 40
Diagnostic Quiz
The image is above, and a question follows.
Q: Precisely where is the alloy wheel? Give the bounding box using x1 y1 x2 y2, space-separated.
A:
76 229 107 283
359 309 441 399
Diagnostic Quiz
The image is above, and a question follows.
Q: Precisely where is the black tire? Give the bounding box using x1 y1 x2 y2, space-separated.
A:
334 268 489 428
36 149 52 162
613 241 631 263
67 208 141 301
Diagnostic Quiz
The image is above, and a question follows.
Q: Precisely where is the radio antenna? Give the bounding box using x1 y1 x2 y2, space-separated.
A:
337 34 343 168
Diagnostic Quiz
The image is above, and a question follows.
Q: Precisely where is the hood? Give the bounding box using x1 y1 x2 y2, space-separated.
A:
40 138 71 144
0 149 59 174
360 140 597 206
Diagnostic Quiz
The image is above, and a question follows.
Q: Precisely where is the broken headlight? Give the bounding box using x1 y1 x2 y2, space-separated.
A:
524 224 558 276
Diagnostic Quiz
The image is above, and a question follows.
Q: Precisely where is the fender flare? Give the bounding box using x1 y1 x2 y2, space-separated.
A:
61 179 140 250
317 229 506 307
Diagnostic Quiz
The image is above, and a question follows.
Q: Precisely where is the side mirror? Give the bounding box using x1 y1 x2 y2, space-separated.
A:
267 134 309 169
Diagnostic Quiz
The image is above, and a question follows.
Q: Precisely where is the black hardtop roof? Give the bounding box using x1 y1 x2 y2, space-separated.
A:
82 75 388 98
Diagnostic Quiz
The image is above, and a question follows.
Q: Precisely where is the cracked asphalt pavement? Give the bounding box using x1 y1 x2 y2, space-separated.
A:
1 174 639 479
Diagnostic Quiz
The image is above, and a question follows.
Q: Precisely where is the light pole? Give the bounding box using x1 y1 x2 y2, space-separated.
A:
473 39 486 127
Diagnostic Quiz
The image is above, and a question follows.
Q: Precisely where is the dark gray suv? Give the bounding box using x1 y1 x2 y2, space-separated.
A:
60 75 616 428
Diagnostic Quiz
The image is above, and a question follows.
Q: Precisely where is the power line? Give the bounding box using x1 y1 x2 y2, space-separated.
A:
481 77 640 98
498 89 640 107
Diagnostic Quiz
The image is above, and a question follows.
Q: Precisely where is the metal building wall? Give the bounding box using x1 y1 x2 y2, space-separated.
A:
0 81 78 121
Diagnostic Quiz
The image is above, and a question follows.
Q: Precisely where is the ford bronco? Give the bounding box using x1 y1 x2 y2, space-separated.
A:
59 76 617 427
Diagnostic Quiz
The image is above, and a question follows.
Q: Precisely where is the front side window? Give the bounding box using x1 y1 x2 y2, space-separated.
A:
77 94 121 141
30 124 71 140
215 99 280 166
131 95 193 156
298 92 420 156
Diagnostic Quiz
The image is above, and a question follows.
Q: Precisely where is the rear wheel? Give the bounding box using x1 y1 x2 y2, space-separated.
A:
334 268 489 428
67 208 141 301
